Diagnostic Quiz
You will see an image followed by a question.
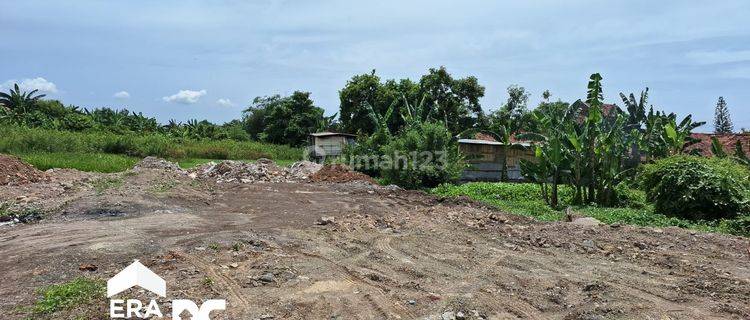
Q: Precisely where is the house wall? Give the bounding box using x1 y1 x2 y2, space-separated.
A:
459 143 535 181
313 135 354 158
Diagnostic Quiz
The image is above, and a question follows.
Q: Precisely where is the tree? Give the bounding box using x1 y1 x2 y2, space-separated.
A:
339 70 382 134
714 96 733 134
0 84 46 122
262 91 326 146
418 67 485 134
338 71 418 135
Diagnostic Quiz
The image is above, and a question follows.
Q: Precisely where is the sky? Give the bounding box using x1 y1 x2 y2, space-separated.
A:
1 0 749 131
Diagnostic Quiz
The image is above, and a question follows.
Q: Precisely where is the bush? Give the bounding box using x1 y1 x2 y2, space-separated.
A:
380 122 463 189
641 155 750 220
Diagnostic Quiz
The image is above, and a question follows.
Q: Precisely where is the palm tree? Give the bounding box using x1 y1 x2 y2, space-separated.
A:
0 83 46 116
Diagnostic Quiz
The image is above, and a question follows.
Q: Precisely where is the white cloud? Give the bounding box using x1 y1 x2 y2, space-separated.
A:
1 77 58 93
162 89 207 104
216 98 234 107
113 91 130 99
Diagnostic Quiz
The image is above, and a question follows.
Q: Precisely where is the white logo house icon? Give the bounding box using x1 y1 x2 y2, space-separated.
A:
107 260 166 298
107 260 226 319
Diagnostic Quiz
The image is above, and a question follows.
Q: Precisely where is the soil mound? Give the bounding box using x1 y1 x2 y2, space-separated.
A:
0 154 46 185
309 164 377 184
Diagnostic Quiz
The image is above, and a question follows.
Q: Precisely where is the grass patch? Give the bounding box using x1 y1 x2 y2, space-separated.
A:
91 176 124 194
431 182 749 237
17 152 139 173
31 277 105 316
0 125 303 162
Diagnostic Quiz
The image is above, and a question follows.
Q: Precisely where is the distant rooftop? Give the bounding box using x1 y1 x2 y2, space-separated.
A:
310 132 357 137
458 139 532 147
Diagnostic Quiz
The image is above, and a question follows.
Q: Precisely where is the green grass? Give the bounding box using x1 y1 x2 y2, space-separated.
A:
91 176 124 194
31 277 105 316
431 182 749 237
0 125 305 172
17 152 139 173
0 125 303 162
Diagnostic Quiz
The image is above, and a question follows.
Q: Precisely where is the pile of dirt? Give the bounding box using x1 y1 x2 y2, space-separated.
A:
132 157 184 172
309 164 377 184
0 154 46 186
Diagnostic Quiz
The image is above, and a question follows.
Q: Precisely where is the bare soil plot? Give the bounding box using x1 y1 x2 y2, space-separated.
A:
0 159 748 319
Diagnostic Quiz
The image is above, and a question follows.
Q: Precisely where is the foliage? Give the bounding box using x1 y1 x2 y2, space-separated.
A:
641 156 750 220
714 96 734 134
0 83 46 123
18 152 139 173
339 67 484 136
431 182 750 237
520 74 704 209
32 277 105 315
0 126 302 162
379 122 463 189
242 92 325 146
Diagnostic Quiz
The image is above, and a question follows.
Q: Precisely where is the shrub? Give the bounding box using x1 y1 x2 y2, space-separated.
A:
641 155 750 220
380 122 463 189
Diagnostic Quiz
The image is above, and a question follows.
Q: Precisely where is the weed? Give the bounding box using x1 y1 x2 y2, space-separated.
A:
208 243 221 251
31 277 105 315
431 182 750 237
91 176 124 194
202 277 214 286
150 180 178 193
231 242 244 251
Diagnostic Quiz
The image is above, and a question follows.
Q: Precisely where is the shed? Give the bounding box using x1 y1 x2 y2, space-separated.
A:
309 132 357 161
458 138 535 181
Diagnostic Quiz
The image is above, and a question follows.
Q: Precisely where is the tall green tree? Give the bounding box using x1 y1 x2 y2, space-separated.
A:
714 96 734 134
338 71 418 135
261 91 326 146
418 67 485 134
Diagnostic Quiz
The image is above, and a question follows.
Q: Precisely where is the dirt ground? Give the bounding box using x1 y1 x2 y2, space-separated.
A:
1 161 749 319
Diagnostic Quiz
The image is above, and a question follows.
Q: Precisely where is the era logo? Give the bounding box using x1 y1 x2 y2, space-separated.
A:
172 300 227 320
107 260 226 319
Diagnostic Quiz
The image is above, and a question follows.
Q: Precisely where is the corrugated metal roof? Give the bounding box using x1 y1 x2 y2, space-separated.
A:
458 139 532 147
310 132 357 137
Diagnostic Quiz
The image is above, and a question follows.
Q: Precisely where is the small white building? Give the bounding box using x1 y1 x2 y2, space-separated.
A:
309 132 357 162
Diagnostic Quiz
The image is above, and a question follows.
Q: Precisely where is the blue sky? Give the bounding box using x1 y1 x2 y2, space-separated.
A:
2 0 749 131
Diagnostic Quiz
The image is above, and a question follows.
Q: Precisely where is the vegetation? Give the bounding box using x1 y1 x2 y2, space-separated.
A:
0 126 302 162
380 122 463 188
243 91 333 146
714 96 734 134
431 182 749 237
339 67 485 136
517 74 705 209
31 277 105 316
641 156 750 220
17 152 138 173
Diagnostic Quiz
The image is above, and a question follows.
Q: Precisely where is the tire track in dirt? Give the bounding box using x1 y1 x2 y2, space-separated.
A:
287 247 417 319
180 251 252 310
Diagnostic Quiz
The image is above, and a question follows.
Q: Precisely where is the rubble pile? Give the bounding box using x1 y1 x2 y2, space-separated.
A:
133 156 184 172
309 164 377 184
190 160 290 183
0 154 47 186
189 159 326 184
287 161 323 180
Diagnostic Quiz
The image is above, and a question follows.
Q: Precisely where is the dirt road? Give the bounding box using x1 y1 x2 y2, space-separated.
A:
1 165 749 319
